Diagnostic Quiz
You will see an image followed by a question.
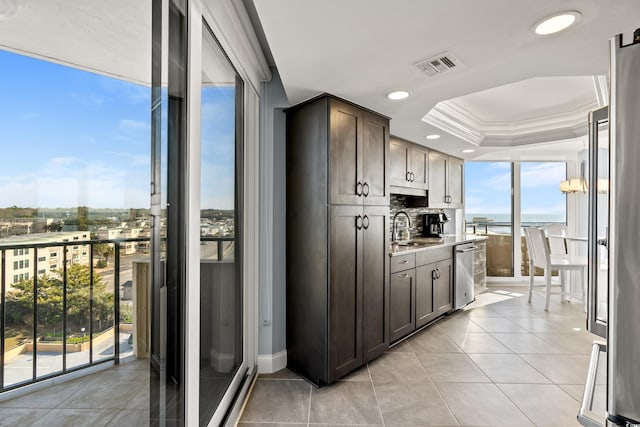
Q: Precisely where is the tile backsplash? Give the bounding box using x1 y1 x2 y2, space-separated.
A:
389 194 455 241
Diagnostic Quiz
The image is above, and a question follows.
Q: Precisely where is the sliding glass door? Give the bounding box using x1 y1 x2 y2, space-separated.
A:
199 22 245 425
151 2 248 425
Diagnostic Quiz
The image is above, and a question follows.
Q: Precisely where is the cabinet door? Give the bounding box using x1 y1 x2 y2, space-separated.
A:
329 100 362 205
448 156 464 208
415 263 436 328
428 151 448 208
329 205 363 380
389 137 410 187
390 269 415 342
362 206 389 361
433 258 453 316
362 112 389 205
410 145 429 190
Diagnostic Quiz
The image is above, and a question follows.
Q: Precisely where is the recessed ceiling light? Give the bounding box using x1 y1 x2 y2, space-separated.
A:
386 90 410 100
533 11 581 35
462 149 475 153
426 134 440 140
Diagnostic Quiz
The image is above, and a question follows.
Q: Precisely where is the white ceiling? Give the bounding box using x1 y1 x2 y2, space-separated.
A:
0 0 151 85
250 0 640 159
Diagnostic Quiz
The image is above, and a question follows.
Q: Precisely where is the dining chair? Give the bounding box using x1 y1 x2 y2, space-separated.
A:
524 227 588 311
544 223 568 255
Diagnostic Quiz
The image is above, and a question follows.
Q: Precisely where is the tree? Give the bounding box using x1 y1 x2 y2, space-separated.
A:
5 264 114 336
93 243 114 268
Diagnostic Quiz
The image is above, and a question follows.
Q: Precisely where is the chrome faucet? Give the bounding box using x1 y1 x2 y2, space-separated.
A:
392 211 412 242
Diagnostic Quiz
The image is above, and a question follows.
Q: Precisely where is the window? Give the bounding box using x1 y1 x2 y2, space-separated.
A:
73 236 79 240
465 162 514 276
520 162 567 275
50 252 57 257
24 273 29 280
24 260 29 268
38 256 46 262
38 269 46 275
13 249 18 256
50 264 57 270
465 161 568 278
19 260 24 269
24 248 28 255
13 275 18 283
13 261 18 270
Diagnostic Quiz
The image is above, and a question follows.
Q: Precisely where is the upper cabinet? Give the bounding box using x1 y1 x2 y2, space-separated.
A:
329 98 389 206
389 136 428 195
428 152 464 208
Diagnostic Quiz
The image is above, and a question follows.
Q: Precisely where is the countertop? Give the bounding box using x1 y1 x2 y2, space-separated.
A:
389 234 488 256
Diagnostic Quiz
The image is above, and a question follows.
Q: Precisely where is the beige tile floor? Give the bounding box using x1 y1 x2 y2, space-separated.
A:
239 287 606 427
0 287 605 427
0 359 150 427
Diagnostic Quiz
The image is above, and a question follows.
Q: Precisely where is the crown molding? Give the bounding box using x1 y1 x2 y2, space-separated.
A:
422 88 600 147
421 101 483 145
592 75 609 107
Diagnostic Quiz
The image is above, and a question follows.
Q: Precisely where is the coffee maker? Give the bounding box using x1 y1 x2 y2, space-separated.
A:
422 212 450 238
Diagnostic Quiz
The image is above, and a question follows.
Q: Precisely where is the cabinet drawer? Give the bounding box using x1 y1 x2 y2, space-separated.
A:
416 247 452 266
390 253 415 273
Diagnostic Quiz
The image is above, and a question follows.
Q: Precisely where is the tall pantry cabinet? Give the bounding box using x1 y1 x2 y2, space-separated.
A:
286 94 390 385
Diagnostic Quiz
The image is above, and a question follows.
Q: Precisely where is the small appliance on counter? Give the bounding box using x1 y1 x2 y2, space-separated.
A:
422 212 450 238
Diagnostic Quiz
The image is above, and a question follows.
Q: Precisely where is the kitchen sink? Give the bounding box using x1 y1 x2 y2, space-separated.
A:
392 238 443 247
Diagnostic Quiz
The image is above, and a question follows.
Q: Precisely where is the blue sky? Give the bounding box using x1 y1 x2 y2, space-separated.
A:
465 161 567 219
0 49 236 210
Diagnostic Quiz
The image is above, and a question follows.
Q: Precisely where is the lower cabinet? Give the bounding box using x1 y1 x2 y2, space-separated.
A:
328 205 390 382
390 269 415 342
415 264 435 328
433 258 453 315
391 247 453 343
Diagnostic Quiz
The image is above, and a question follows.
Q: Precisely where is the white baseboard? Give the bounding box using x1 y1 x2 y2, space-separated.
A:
257 350 287 374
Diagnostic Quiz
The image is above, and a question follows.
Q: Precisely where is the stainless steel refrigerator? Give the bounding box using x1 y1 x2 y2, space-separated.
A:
580 28 640 427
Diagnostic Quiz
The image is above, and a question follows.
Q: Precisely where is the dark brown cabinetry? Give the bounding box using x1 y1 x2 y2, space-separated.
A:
390 254 416 342
330 99 389 206
390 247 453 343
286 94 390 385
389 136 428 195
428 151 464 208
433 258 453 314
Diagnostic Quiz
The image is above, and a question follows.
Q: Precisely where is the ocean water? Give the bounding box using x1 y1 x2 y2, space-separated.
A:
465 213 566 235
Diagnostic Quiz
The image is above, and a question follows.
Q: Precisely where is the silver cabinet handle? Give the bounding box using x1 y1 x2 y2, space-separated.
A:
362 215 370 229
355 215 363 230
399 273 409 279
456 247 476 253
399 259 408 264
356 181 363 196
362 182 370 197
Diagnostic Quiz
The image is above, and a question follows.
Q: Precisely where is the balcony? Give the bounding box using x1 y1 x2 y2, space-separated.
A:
0 235 233 392
466 221 566 277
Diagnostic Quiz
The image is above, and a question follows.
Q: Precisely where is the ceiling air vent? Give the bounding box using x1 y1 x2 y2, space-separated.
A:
415 52 463 77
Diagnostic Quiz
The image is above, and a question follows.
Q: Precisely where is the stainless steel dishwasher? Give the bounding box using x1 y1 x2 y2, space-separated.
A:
454 243 476 309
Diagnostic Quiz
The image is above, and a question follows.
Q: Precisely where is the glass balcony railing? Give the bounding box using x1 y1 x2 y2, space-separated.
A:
0 235 234 392
466 221 567 278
